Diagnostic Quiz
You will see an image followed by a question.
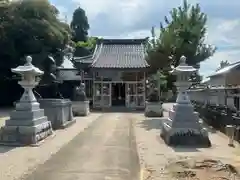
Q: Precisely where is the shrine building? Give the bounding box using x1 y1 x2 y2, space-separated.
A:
58 38 149 109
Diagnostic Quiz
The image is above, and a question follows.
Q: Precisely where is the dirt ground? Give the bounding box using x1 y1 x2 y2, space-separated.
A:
166 157 239 180
133 104 240 180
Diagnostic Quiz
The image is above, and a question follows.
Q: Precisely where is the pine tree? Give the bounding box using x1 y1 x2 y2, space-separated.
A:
147 0 216 74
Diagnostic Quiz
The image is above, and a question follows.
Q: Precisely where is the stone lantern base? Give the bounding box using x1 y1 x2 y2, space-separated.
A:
39 99 76 130
160 103 211 147
0 101 53 146
72 100 90 116
144 101 163 117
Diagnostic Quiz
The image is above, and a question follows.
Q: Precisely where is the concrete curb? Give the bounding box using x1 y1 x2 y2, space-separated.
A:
133 119 145 180
133 117 156 180
129 118 142 180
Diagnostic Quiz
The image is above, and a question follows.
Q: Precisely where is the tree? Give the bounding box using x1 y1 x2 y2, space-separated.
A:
147 0 216 75
147 0 215 90
145 28 171 74
149 70 168 91
0 0 72 105
216 60 230 71
0 0 71 74
74 36 98 57
70 7 89 42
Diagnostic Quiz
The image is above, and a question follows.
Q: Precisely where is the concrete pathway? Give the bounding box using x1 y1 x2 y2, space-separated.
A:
22 113 140 180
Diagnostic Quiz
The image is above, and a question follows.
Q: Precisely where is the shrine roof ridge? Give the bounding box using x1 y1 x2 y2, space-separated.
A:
96 37 149 45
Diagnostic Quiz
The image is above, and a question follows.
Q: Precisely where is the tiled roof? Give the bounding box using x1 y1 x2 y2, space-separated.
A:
91 38 149 69
208 61 240 77
73 44 101 64
73 55 93 64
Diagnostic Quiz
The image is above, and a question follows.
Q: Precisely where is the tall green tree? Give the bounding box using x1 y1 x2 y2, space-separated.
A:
0 0 71 75
147 0 216 75
146 28 171 74
70 7 89 42
0 0 72 105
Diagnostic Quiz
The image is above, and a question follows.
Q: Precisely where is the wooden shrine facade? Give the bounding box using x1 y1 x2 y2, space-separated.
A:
74 38 149 109
91 69 146 109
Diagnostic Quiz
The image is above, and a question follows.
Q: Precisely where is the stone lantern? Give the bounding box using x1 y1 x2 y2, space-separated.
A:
160 56 211 147
0 56 53 145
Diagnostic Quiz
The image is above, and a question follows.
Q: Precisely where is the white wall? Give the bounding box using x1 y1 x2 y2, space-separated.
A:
58 70 81 81
208 75 225 87
189 88 240 110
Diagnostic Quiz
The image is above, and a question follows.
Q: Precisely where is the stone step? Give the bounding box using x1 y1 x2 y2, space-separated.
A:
2 121 52 134
5 116 48 126
15 101 40 111
10 109 45 120
169 109 198 120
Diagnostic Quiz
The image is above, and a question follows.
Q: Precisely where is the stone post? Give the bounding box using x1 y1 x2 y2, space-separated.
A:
226 125 235 147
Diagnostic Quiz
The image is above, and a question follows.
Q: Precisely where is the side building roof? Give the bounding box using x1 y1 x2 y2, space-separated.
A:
208 61 240 78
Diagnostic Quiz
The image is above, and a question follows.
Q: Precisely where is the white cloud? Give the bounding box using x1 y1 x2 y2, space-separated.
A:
54 5 68 21
72 0 156 28
115 18 240 78
200 19 240 76
71 0 113 20
112 18 240 78
206 19 240 48
103 29 151 39
199 50 240 76
71 0 182 23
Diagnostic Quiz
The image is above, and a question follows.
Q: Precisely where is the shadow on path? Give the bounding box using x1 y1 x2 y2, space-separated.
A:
0 146 15 153
138 118 166 131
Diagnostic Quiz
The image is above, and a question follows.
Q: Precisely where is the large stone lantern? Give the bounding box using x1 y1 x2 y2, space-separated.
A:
160 56 211 147
0 56 53 145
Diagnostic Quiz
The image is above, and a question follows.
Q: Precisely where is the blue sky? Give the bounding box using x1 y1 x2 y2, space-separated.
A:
50 0 240 77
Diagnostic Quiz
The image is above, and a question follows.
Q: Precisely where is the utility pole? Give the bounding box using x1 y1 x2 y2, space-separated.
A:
151 26 156 48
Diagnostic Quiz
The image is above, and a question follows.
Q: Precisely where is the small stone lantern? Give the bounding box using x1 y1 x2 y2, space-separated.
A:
0 56 53 145
160 55 211 147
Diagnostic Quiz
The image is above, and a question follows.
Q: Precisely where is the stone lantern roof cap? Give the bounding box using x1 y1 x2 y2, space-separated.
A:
170 56 197 74
11 56 44 75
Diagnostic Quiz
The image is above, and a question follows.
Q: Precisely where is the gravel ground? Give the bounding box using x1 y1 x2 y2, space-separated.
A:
0 113 102 180
132 104 240 180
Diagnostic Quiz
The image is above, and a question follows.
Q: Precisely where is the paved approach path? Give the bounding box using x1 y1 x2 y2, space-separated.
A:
22 113 140 180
